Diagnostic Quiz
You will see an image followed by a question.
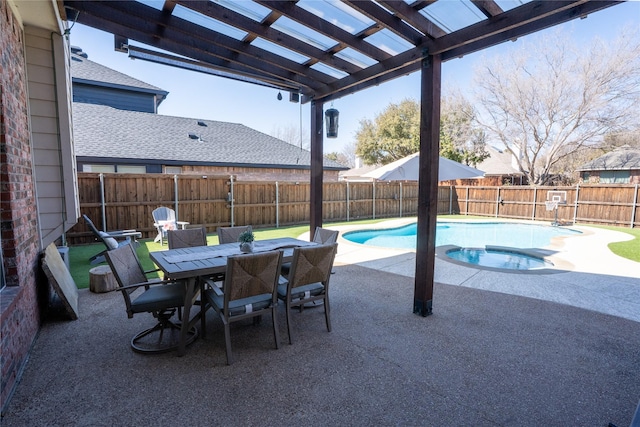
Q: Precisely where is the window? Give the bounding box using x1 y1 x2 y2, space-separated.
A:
164 166 182 174
116 165 146 174
599 170 630 184
83 164 115 173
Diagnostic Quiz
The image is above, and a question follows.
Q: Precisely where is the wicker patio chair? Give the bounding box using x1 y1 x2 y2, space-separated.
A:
278 243 338 344
281 227 338 277
203 250 283 365
167 227 207 249
217 225 252 244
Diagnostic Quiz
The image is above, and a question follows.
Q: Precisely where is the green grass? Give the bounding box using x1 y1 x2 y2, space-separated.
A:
588 225 640 263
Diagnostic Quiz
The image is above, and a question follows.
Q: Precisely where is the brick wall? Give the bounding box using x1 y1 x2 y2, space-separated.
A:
171 165 341 182
0 1 43 412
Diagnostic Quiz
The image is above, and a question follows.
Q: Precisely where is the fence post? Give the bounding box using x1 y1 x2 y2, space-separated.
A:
465 186 469 215
631 183 638 228
100 173 106 230
372 181 376 219
449 185 453 214
346 181 350 221
275 181 279 228
173 174 179 220
573 184 580 225
229 175 235 227
531 187 537 220
400 182 403 217
495 187 501 218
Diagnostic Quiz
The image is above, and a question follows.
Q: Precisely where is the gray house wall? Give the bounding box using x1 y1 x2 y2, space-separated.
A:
26 27 80 247
73 83 158 113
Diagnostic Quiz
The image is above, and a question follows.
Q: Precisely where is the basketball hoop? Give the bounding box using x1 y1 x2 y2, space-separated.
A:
545 200 558 211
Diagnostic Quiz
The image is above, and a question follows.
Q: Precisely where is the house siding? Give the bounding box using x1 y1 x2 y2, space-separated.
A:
0 2 42 412
581 170 640 185
26 26 79 247
73 83 157 113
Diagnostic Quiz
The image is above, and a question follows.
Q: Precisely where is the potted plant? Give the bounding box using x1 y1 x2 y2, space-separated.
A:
238 229 255 253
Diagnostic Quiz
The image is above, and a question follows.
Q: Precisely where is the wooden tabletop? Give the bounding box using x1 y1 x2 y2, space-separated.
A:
149 237 315 280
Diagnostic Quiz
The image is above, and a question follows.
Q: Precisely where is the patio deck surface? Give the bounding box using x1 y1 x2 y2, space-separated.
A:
2 220 639 426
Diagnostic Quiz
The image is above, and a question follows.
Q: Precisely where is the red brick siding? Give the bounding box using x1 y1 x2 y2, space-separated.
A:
180 165 342 182
1 1 42 412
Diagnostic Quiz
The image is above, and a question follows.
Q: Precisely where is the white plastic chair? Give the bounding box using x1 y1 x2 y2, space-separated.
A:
152 207 189 245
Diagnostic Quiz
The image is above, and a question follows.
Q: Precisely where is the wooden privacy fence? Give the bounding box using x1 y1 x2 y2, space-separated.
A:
68 173 639 245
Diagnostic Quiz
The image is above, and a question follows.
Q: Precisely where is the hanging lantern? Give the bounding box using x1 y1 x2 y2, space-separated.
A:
325 107 339 138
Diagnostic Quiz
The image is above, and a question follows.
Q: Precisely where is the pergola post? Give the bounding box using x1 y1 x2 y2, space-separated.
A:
309 99 324 236
414 53 442 317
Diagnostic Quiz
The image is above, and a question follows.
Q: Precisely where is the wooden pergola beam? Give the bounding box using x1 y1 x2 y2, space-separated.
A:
414 53 441 316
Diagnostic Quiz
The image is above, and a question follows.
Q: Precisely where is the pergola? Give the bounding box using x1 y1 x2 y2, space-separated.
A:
62 0 621 316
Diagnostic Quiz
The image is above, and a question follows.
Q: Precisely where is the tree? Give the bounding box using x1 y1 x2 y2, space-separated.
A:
324 151 351 167
474 26 640 185
325 140 356 168
355 96 487 165
439 92 489 167
270 124 308 150
355 99 420 165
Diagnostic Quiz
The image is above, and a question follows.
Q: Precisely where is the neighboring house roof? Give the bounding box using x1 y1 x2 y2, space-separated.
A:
339 164 380 180
70 47 168 105
577 147 640 171
73 103 346 170
476 146 523 176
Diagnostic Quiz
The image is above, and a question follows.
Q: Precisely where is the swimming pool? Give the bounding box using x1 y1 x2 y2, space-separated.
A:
445 247 554 270
343 221 581 250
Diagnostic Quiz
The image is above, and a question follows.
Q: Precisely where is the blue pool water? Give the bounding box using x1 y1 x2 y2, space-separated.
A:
343 222 581 249
446 248 553 270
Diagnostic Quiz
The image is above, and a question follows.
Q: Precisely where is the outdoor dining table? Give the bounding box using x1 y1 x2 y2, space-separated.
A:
149 237 317 356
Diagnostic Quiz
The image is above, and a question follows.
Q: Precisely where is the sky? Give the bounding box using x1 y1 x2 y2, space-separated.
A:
68 1 640 156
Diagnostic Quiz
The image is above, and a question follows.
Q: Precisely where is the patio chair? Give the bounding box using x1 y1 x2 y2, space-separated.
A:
167 227 212 334
83 214 141 265
203 250 282 365
167 227 207 249
278 243 337 344
217 225 252 244
152 206 189 246
281 227 338 277
105 243 197 354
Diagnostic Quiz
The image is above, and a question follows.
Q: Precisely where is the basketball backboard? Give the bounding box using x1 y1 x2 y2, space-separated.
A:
546 190 567 204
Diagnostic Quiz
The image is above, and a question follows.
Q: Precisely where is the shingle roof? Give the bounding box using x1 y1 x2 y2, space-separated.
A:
71 47 168 100
476 146 523 176
73 103 346 170
577 147 640 171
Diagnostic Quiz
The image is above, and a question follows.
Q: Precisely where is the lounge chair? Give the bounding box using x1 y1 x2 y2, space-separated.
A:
83 214 141 265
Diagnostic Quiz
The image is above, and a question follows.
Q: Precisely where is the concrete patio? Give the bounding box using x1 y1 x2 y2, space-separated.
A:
2 221 639 426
